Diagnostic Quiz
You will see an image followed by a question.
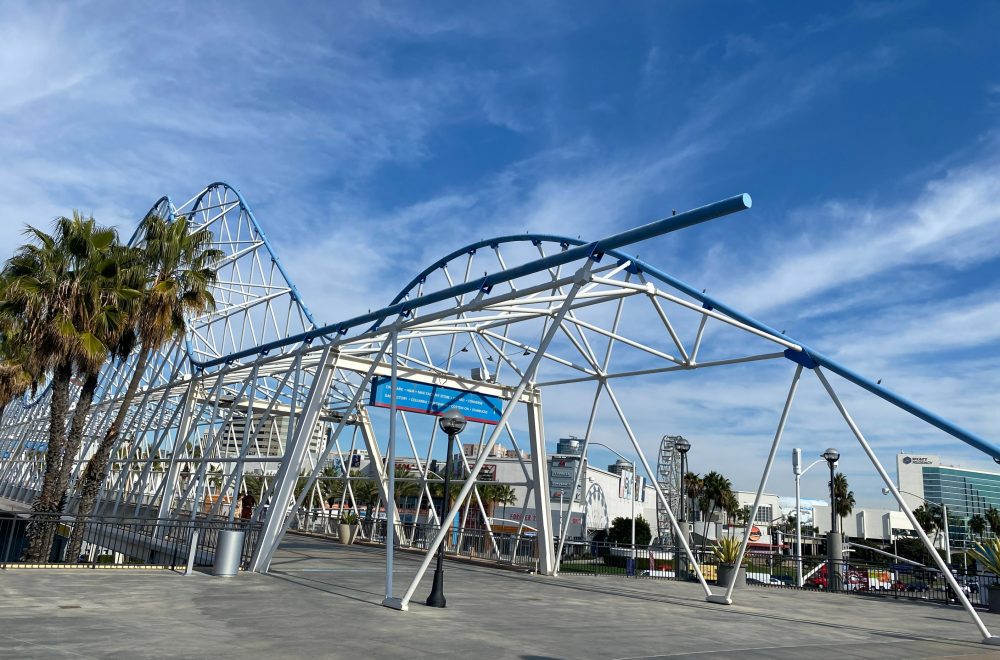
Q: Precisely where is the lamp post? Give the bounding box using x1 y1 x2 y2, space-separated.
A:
822 447 842 592
589 441 639 576
674 437 691 578
793 448 826 587
882 487 951 565
426 409 466 608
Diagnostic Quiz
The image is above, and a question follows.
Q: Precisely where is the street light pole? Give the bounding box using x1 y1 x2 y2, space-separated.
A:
426 409 466 608
884 487 952 565
674 437 691 579
588 441 640 576
822 447 842 592
793 449 826 587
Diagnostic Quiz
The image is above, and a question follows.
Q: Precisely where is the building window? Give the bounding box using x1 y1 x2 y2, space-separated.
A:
754 506 772 524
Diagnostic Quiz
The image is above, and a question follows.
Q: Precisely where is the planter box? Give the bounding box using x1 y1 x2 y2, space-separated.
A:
338 523 359 545
717 564 746 590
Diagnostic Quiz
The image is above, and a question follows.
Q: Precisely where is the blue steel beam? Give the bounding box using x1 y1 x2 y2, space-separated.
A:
191 193 752 369
183 186 999 461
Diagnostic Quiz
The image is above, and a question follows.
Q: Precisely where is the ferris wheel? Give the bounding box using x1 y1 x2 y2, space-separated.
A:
655 435 685 544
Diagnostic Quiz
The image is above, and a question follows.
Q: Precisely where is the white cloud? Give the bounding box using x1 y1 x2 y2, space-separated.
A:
714 156 1000 316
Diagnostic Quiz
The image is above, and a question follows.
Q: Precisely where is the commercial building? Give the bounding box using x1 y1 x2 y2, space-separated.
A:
896 452 1000 547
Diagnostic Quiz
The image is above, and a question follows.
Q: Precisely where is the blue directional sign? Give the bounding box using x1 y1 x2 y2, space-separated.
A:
369 376 505 425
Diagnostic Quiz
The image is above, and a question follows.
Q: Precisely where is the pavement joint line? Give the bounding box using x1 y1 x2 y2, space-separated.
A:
0 631 102 660
612 637 937 659
484 572 990 648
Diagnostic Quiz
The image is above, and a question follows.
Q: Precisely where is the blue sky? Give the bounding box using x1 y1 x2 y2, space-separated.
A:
2 1 1000 507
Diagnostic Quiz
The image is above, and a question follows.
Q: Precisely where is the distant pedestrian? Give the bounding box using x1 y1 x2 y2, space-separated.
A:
240 491 256 519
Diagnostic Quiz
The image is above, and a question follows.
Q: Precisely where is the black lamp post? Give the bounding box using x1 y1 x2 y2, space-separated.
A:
674 436 691 576
822 448 840 532
426 409 466 608
822 447 841 591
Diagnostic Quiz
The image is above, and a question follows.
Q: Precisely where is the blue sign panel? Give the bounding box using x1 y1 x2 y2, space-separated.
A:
369 376 505 425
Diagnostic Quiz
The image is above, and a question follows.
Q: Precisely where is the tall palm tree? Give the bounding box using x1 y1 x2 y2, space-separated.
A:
700 471 732 551
3 214 129 561
913 503 940 545
969 514 987 542
719 490 740 531
351 475 381 524
484 483 517 523
683 471 703 527
832 472 855 534
0 332 36 419
987 507 1000 539
67 214 220 560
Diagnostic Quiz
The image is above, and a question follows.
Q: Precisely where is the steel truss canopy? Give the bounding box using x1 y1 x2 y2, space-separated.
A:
2 182 999 642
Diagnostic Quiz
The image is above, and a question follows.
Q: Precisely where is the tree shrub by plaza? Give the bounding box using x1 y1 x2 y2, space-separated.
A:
607 516 652 546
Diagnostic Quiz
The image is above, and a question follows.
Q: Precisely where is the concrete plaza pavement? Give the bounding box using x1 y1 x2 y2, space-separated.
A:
1 534 999 659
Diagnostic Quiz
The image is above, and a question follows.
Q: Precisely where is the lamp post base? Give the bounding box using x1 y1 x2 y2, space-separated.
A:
426 567 446 608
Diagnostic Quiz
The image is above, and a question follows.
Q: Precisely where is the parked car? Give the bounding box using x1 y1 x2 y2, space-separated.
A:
770 575 792 586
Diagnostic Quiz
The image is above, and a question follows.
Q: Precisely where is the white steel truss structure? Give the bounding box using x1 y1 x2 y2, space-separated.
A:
2 185 1000 643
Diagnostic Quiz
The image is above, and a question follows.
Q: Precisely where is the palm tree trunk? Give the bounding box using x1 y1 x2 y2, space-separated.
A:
22 362 73 562
66 346 150 561
55 372 99 512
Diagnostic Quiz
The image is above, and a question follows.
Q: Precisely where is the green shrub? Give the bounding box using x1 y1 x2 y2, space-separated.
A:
607 516 652 546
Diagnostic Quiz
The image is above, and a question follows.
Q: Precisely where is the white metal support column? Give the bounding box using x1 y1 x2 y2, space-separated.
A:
383 329 400 607
357 409 403 529
814 366 999 645
526 388 555 575
250 347 338 572
603 382 714 597
392 261 593 611
715 364 802 604
156 378 198 520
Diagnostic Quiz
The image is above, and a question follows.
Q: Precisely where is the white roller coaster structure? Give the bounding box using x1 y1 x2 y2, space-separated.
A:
1 183 999 643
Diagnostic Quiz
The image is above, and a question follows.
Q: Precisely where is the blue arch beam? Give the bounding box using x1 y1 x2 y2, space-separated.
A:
183 188 999 462
192 193 752 369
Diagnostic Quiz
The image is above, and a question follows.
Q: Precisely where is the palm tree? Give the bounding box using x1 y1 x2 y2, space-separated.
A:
683 471 703 528
0 332 36 420
719 490 740 531
3 214 129 561
832 473 855 533
67 214 220 560
700 471 732 551
392 465 420 507
483 483 517 523
914 504 939 539
987 507 1000 539
969 514 987 542
355 479 382 529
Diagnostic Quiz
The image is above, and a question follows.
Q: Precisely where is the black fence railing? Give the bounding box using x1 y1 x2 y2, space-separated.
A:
557 542 1000 608
0 511 262 570
288 509 539 569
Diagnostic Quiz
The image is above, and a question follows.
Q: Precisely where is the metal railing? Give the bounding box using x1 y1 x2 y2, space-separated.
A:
288 509 539 569
557 542 1000 608
0 511 262 570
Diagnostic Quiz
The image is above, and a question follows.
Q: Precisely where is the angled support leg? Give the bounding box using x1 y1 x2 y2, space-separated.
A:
713 364 802 604
815 366 997 644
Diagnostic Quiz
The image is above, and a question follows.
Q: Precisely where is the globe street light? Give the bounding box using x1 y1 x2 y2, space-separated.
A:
822 448 841 592
674 436 691 578
426 409 466 608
